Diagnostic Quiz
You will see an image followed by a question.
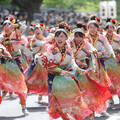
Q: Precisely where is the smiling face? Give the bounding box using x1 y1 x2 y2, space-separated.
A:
74 32 84 45
35 28 43 39
88 23 99 36
28 28 34 36
106 25 114 36
3 23 12 35
55 31 68 49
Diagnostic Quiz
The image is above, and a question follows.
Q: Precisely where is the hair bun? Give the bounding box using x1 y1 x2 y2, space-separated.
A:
106 18 111 22
89 15 97 20
76 22 83 28
58 21 68 29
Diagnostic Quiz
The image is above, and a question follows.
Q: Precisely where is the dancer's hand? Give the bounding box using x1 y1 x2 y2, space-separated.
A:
76 68 87 75
61 70 70 76
97 52 102 57
76 59 83 65
80 69 87 75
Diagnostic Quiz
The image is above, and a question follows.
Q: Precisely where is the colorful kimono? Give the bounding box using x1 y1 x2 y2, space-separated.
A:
0 32 27 100
25 38 48 95
20 35 29 71
69 40 112 113
35 43 92 120
86 33 114 87
104 33 120 96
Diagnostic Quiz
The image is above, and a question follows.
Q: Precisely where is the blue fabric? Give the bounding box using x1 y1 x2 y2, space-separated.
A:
47 73 55 108
14 58 24 73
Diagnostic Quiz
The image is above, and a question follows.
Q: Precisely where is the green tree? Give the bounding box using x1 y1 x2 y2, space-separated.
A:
0 0 12 5
11 0 43 21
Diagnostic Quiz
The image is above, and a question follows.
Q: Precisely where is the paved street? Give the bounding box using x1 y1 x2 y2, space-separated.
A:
0 94 120 120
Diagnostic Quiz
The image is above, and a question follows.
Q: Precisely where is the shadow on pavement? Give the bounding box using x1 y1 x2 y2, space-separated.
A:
0 115 25 120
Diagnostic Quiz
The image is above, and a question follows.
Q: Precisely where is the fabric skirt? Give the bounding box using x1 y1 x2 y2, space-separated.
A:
89 59 111 87
21 53 29 71
47 75 92 120
25 61 48 95
77 72 112 113
0 59 27 101
104 58 120 97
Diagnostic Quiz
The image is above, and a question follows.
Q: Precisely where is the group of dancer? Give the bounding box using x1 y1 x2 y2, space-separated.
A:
0 14 120 120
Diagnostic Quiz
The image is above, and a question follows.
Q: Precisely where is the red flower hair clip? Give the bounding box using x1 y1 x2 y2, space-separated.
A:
111 19 117 25
10 17 15 24
40 23 45 30
83 24 88 33
66 26 71 31
65 26 71 35
96 17 102 24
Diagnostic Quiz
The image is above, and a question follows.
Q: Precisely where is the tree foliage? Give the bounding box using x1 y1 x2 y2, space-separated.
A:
41 0 120 22
0 0 12 5
0 0 120 22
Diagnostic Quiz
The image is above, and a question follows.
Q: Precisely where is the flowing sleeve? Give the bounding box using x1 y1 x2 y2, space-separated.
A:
35 46 62 74
69 48 84 73
33 40 47 47
85 41 97 54
70 52 79 72
0 34 4 43
0 44 11 58
102 35 115 58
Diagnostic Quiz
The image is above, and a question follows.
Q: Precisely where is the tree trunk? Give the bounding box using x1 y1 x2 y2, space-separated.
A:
12 0 43 21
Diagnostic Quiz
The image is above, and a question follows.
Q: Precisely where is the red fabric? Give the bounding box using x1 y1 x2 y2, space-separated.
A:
26 63 48 95
0 96 2 104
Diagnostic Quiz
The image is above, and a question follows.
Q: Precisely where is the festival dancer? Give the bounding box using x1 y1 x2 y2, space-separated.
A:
24 23 48 103
14 20 29 71
35 21 92 120
0 18 29 115
24 24 35 64
86 15 115 116
0 44 12 103
85 15 113 87
104 18 120 108
69 22 112 119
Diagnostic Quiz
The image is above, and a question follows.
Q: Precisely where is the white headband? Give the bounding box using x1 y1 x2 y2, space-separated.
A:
73 28 85 35
55 28 68 36
117 26 120 31
3 20 11 25
29 26 34 30
35 24 42 30
105 22 114 28
87 20 99 27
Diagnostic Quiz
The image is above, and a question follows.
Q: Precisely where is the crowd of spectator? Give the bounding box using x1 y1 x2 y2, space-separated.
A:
0 6 96 29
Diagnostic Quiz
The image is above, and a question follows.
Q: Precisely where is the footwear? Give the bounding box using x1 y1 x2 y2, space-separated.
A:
100 112 110 117
9 93 14 99
107 99 114 109
2 90 7 99
22 106 29 116
38 95 42 103
89 118 95 120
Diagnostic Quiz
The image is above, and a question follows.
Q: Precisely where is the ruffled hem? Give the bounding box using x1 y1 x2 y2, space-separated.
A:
26 62 48 95
47 102 92 120
78 73 112 113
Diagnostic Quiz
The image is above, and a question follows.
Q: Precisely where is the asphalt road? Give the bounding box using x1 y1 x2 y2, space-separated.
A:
0 94 120 120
